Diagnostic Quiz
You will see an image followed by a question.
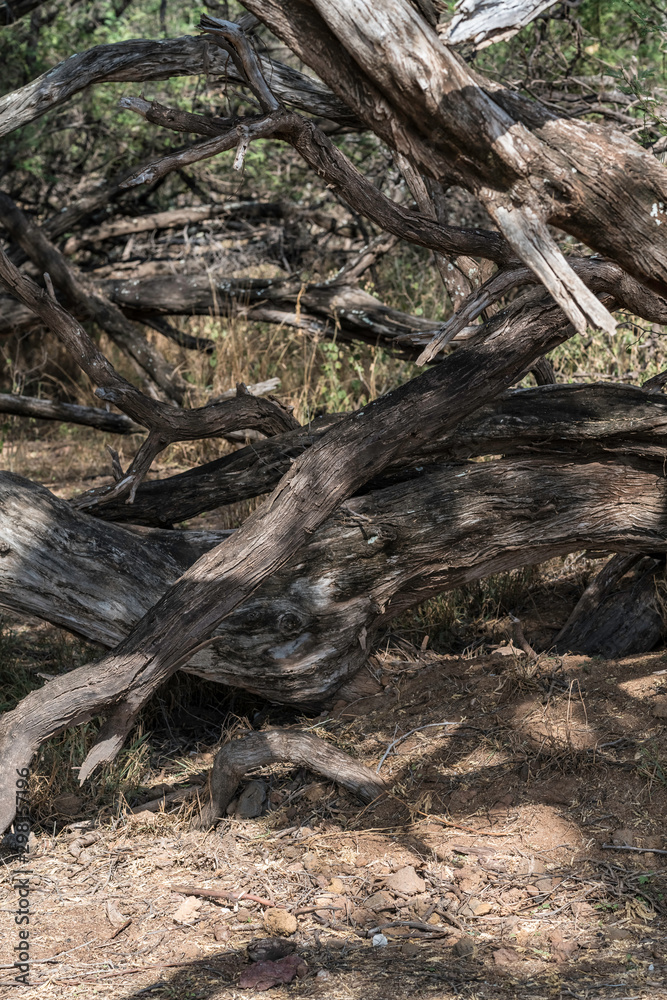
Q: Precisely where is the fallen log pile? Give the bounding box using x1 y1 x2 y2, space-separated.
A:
1 2 667 834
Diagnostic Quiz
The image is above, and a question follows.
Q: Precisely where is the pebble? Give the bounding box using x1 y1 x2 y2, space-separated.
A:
372 934 388 948
263 908 298 937
384 866 425 896
453 935 475 958
236 780 267 819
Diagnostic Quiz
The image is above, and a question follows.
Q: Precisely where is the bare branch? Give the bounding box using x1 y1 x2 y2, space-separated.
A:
199 730 388 828
0 249 299 504
200 14 282 113
117 103 287 188
442 0 558 50
0 192 187 402
0 37 361 139
0 392 142 434
120 98 518 265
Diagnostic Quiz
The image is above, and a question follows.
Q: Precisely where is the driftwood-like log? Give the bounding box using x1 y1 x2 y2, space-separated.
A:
0 279 615 834
554 554 666 658
199 730 388 828
3 453 667 711
85 383 667 526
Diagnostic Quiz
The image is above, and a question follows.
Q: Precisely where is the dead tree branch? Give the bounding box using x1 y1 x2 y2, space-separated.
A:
0 36 361 139
0 249 299 504
3 449 667 713
0 277 601 834
242 0 667 301
79 382 667 526
0 192 187 403
0 393 141 434
119 97 518 265
199 730 388 827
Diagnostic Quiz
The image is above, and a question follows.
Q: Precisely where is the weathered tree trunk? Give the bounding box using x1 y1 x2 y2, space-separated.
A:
554 553 666 658
79 382 667 526
3 454 667 710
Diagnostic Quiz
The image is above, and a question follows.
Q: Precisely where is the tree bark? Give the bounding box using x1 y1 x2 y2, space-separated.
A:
554 553 666 658
0 36 361 138
3 453 667 713
243 0 667 302
82 382 667 526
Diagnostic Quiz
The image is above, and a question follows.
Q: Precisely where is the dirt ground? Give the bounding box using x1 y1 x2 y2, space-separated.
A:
2 439 667 999
1 640 667 999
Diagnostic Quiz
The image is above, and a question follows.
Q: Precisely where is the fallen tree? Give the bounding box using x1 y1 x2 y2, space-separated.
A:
1 3 667 834
3 446 667 709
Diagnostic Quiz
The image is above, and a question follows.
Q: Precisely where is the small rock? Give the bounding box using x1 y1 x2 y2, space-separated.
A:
173 897 202 925
372 933 388 948
328 878 345 894
302 851 320 872
493 947 520 965
236 780 267 819
316 969 331 979
525 885 541 897
366 890 396 912
213 922 230 943
247 937 295 962
453 935 475 958
236 907 255 923
53 793 82 816
263 908 298 937
606 925 633 942
384 865 425 896
105 900 128 928
459 897 484 918
612 828 636 847
472 901 492 916
239 953 306 990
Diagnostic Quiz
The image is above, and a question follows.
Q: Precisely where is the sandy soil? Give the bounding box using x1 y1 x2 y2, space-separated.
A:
2 642 667 999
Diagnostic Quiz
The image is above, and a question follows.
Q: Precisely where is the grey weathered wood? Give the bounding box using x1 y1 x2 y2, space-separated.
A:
443 0 556 50
3 452 667 711
199 730 388 828
554 554 665 658
0 36 361 138
84 383 667 527
244 0 667 301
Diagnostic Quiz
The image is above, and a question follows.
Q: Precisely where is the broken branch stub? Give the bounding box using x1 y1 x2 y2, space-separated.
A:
198 730 388 828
